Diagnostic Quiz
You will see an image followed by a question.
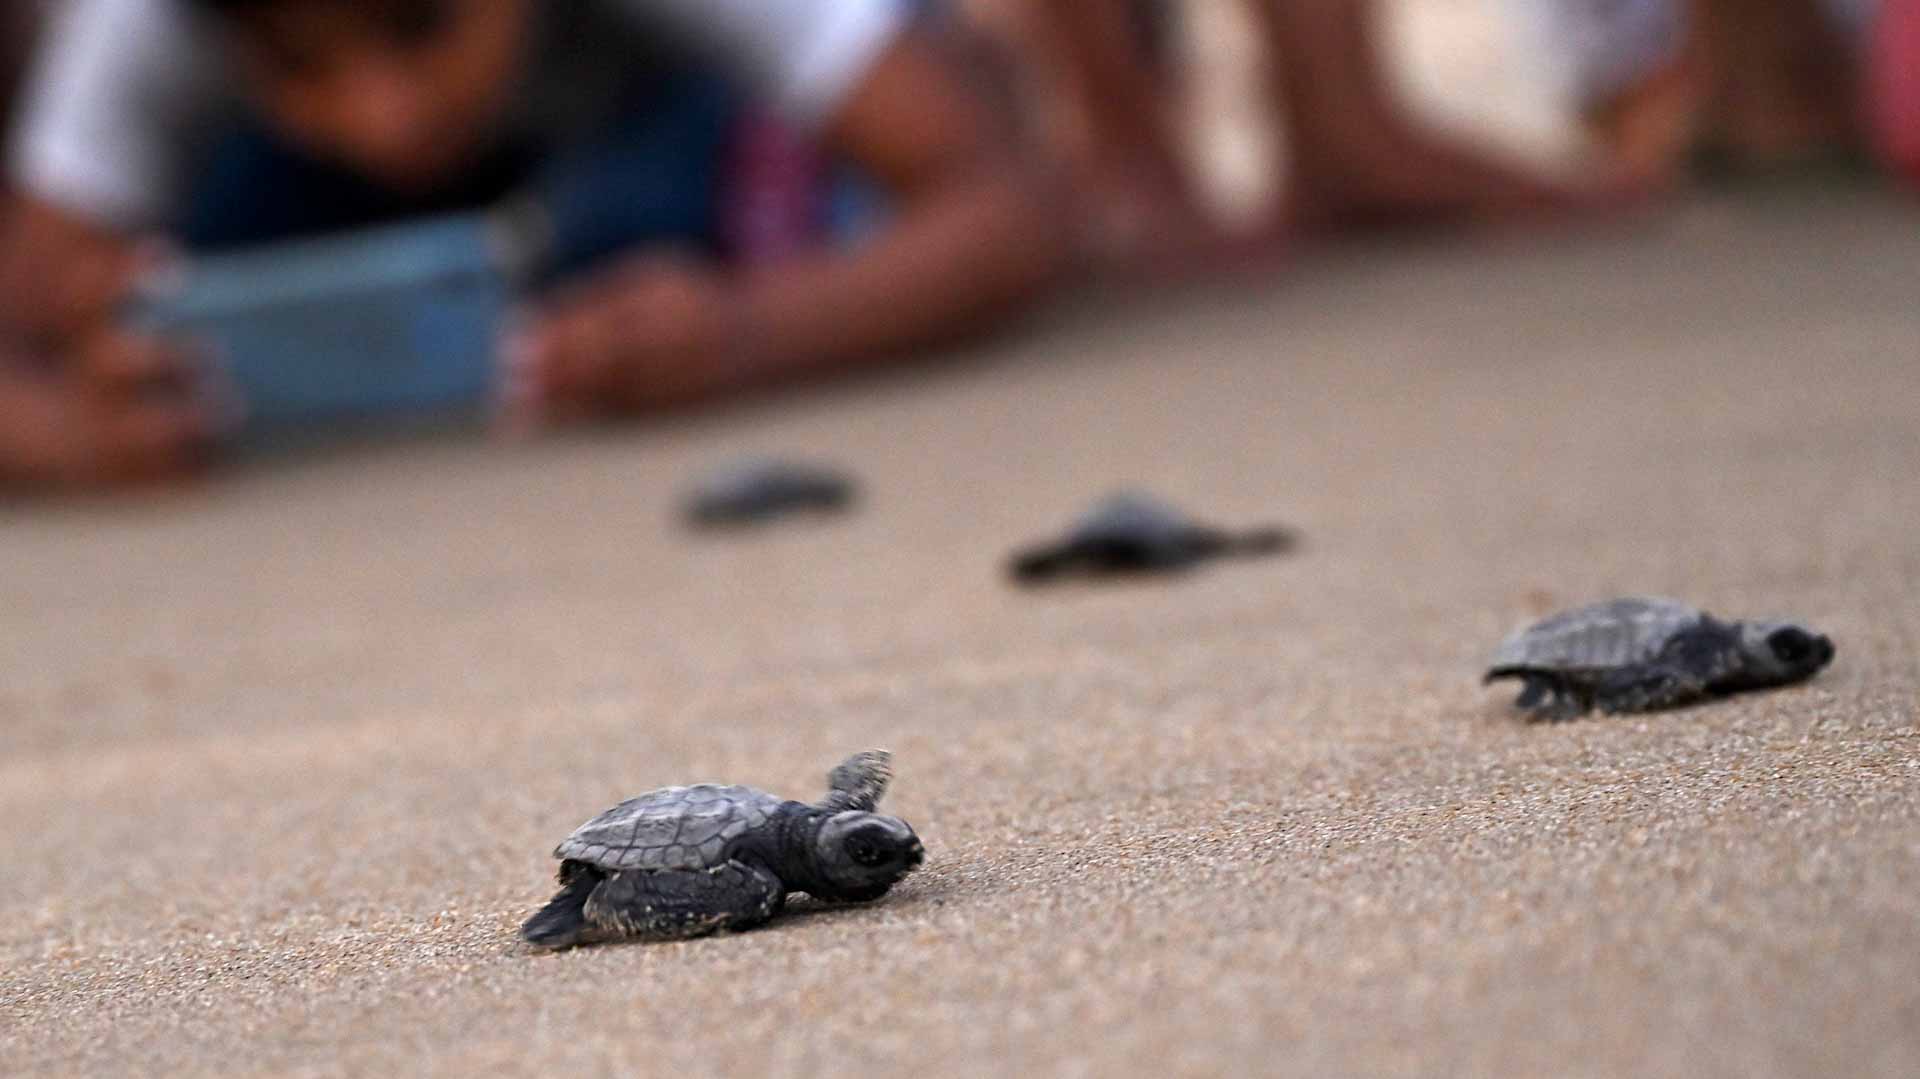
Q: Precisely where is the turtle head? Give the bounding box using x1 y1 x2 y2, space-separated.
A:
1736 621 1836 687
810 811 924 901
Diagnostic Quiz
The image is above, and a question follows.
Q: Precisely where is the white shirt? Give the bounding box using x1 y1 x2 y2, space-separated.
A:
6 0 906 228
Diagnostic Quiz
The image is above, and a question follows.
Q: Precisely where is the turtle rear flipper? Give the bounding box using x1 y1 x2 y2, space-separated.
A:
821 749 892 813
1009 542 1084 583
583 862 785 941
1487 669 1590 721
1530 683 1591 722
521 862 605 948
1512 674 1553 710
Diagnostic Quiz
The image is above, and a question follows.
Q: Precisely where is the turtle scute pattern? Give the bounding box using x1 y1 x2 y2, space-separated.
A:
684 460 856 527
1489 597 1705 673
554 784 784 872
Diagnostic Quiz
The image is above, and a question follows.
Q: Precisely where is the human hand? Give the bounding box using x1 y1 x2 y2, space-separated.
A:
501 255 757 431
0 202 170 350
0 330 225 490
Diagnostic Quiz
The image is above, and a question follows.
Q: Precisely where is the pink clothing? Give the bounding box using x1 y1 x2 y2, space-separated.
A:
1870 0 1920 186
718 113 827 265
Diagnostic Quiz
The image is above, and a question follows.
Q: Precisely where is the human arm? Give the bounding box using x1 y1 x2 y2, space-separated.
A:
0 0 232 487
514 29 1069 420
0 199 215 490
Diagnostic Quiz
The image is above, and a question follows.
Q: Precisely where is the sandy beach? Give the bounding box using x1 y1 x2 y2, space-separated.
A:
4 189 1917 1077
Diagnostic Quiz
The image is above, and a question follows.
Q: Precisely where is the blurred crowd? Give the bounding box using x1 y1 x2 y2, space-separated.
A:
0 0 1914 492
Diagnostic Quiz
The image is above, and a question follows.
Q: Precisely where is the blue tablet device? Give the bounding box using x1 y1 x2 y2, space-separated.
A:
128 212 524 432
123 72 736 438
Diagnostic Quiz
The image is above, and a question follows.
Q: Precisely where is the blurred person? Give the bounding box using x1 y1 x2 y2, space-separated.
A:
1250 1 1652 230
955 0 1211 262
0 0 1066 490
0 0 103 491
959 0 1652 273
1800 0 1920 188
1686 0 1865 171
1565 0 1920 188
1587 0 1918 183
1867 0 1920 185
0 2 42 124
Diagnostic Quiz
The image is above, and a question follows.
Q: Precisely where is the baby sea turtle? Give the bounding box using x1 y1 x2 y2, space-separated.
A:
684 459 855 527
1485 597 1835 721
521 750 923 948
1010 491 1295 584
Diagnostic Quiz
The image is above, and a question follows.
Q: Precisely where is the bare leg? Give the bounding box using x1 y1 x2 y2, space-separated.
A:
1689 0 1859 170
959 1 1227 267
1249 0 1611 229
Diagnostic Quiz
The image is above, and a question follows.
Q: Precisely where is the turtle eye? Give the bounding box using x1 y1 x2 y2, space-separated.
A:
1768 628 1814 664
846 836 886 867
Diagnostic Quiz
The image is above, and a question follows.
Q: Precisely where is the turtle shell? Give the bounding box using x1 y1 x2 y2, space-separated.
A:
685 460 855 526
1075 495 1190 541
1490 597 1706 674
554 784 788 872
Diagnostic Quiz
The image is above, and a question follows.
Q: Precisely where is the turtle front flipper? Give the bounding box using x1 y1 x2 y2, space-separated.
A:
583 861 785 942
820 749 893 813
